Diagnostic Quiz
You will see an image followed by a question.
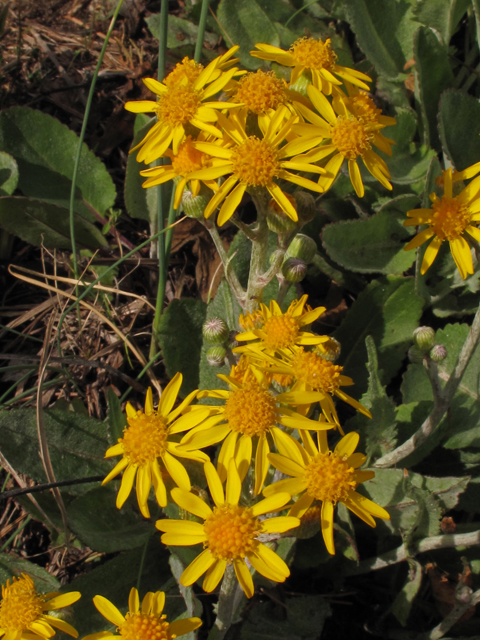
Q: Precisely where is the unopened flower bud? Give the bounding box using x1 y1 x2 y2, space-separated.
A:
202 317 229 344
413 326 436 351
408 345 425 364
206 346 227 367
286 233 317 264
267 195 298 234
181 191 209 220
315 337 341 363
282 257 307 283
294 191 316 225
288 73 311 97
430 344 447 362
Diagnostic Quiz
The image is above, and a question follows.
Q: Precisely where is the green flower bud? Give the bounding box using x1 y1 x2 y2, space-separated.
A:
206 346 227 367
288 73 311 98
413 326 436 351
182 191 209 220
267 195 298 234
430 344 447 362
315 337 341 363
294 191 316 225
408 345 425 364
286 233 317 264
282 257 307 283
202 317 229 344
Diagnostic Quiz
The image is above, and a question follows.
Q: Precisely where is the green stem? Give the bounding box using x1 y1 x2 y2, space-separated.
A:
164 189 177 264
0 515 31 553
207 565 246 640
276 278 291 306
245 193 269 312
194 0 210 62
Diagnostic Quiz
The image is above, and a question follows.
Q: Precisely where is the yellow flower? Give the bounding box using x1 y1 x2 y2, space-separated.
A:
125 47 241 164
186 106 326 225
0 573 80 640
139 135 219 209
404 168 480 279
83 588 201 640
251 37 372 95
291 84 392 197
156 460 300 598
234 295 328 354
251 346 371 427
265 431 390 554
178 367 335 494
231 70 288 115
102 373 210 518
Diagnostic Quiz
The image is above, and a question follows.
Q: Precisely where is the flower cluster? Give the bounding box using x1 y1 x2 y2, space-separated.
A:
103 295 390 600
126 37 396 225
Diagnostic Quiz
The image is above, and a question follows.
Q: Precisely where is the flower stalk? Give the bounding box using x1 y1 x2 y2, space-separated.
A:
207 565 246 640
245 192 270 312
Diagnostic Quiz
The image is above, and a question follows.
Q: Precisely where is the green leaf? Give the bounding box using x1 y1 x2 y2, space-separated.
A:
0 554 60 591
146 14 217 49
157 298 207 397
412 0 470 44
67 485 154 553
346 337 398 462
217 0 280 70
343 0 417 79
439 90 480 171
0 151 18 196
413 27 454 150
0 107 115 219
390 559 423 626
0 408 110 492
0 196 107 250
240 595 331 640
333 276 423 395
321 195 417 275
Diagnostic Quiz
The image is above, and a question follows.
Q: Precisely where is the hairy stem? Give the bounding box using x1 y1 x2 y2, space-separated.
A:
245 193 269 312
207 565 245 640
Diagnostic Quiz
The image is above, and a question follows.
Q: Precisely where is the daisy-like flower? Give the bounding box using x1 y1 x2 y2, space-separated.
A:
251 37 372 95
156 460 300 598
404 167 480 279
186 106 326 225
292 85 392 197
265 431 390 554
139 135 218 209
252 346 371 427
230 70 288 115
179 366 334 494
83 588 201 640
125 47 242 164
0 574 80 640
102 373 211 518
234 295 328 355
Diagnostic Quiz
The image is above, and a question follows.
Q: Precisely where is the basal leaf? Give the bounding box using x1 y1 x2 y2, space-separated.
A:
0 554 60 591
0 151 18 196
439 90 480 171
412 0 470 44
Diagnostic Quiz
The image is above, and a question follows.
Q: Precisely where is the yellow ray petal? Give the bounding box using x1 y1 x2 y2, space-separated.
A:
321 500 335 554
181 549 216 585
116 463 137 508
159 372 182 416
204 460 225 507
217 183 247 226
251 491 291 516
162 451 191 491
93 596 125 626
203 558 227 592
234 559 254 598
420 236 442 274
171 487 213 519
168 618 202 638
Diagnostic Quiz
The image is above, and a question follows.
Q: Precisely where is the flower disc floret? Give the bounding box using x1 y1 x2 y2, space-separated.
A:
119 612 170 640
262 314 300 350
171 137 209 175
291 36 336 72
204 504 260 561
121 413 168 465
0 575 43 631
164 58 203 87
231 137 280 186
332 116 372 160
292 349 342 393
235 71 287 114
156 85 201 127
431 196 471 241
305 452 356 504
223 380 277 436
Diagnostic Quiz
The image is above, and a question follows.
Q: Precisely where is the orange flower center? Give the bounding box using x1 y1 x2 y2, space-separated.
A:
430 195 472 241
332 116 372 160
157 85 201 127
231 137 279 186
234 71 287 114
204 504 260 560
164 57 203 87
290 37 337 72
119 612 172 640
291 349 343 393
305 452 356 503
171 136 209 176
0 575 44 631
122 412 168 464
224 380 277 436
350 92 382 124
262 314 300 350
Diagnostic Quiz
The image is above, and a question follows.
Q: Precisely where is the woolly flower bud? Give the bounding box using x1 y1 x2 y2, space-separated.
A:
408 345 425 364
430 344 447 362
267 195 298 234
206 346 227 367
182 191 209 220
282 257 307 283
202 317 229 345
286 233 317 264
315 337 341 363
294 191 316 225
413 326 436 351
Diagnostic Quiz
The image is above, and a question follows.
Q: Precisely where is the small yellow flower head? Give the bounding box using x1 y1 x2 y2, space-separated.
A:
430 195 471 242
231 137 280 187
305 451 357 503
85 588 201 640
290 36 337 74
234 70 287 114
224 378 277 437
349 91 382 124
164 57 204 87
0 574 80 640
331 116 372 160
203 504 260 560
291 348 343 394
171 136 210 176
